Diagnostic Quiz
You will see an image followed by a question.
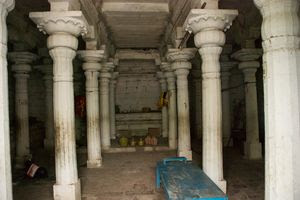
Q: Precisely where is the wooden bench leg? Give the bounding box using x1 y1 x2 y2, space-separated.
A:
156 166 160 189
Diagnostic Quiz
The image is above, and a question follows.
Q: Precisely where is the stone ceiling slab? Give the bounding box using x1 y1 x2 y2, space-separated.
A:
101 0 170 48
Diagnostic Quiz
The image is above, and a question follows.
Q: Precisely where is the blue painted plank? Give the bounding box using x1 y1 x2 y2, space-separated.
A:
157 159 228 200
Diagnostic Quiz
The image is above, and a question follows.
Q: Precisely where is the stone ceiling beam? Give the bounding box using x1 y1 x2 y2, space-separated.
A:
79 0 115 57
101 2 169 13
115 49 160 62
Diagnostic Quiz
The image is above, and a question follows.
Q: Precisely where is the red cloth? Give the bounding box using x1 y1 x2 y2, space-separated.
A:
26 164 39 178
75 96 86 118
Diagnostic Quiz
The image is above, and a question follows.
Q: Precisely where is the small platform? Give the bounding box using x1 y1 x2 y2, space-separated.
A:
156 157 228 200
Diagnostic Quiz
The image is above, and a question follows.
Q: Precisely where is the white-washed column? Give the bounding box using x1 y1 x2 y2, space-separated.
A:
109 72 118 140
99 61 114 150
184 8 238 192
161 62 177 149
255 1 300 198
0 1 14 199
9 52 37 168
30 11 88 200
156 71 168 138
232 48 262 159
78 50 104 168
167 48 196 160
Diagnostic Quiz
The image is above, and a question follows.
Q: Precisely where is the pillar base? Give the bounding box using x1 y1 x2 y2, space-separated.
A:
215 180 227 193
87 159 102 168
53 179 81 200
244 141 262 160
178 150 192 161
44 139 54 150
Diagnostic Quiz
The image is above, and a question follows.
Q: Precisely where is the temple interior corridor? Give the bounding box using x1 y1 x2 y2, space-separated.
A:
0 0 299 200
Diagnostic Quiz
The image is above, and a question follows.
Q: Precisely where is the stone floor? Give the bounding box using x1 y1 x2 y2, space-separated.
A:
13 147 264 200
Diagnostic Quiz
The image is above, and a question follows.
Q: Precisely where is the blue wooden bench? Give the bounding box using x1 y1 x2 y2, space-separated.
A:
156 157 228 200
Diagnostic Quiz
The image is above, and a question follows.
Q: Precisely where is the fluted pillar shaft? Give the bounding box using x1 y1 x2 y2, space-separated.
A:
9 52 37 168
157 71 168 138
51 46 78 184
100 62 114 150
78 50 104 168
110 72 118 140
30 11 88 200
161 62 177 149
200 47 225 189
167 48 196 160
0 2 14 199
254 0 300 199
184 8 238 192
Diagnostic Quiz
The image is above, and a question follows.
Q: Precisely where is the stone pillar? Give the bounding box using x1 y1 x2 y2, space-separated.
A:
30 11 88 200
220 45 237 146
109 72 118 140
161 62 177 149
9 52 37 168
184 8 238 192
255 1 300 198
99 62 114 150
35 48 54 150
78 50 104 168
220 63 234 146
156 71 168 138
191 69 202 139
232 48 262 159
167 48 196 160
0 1 15 199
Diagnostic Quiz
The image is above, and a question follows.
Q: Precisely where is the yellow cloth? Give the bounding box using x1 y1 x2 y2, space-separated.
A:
158 92 168 108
